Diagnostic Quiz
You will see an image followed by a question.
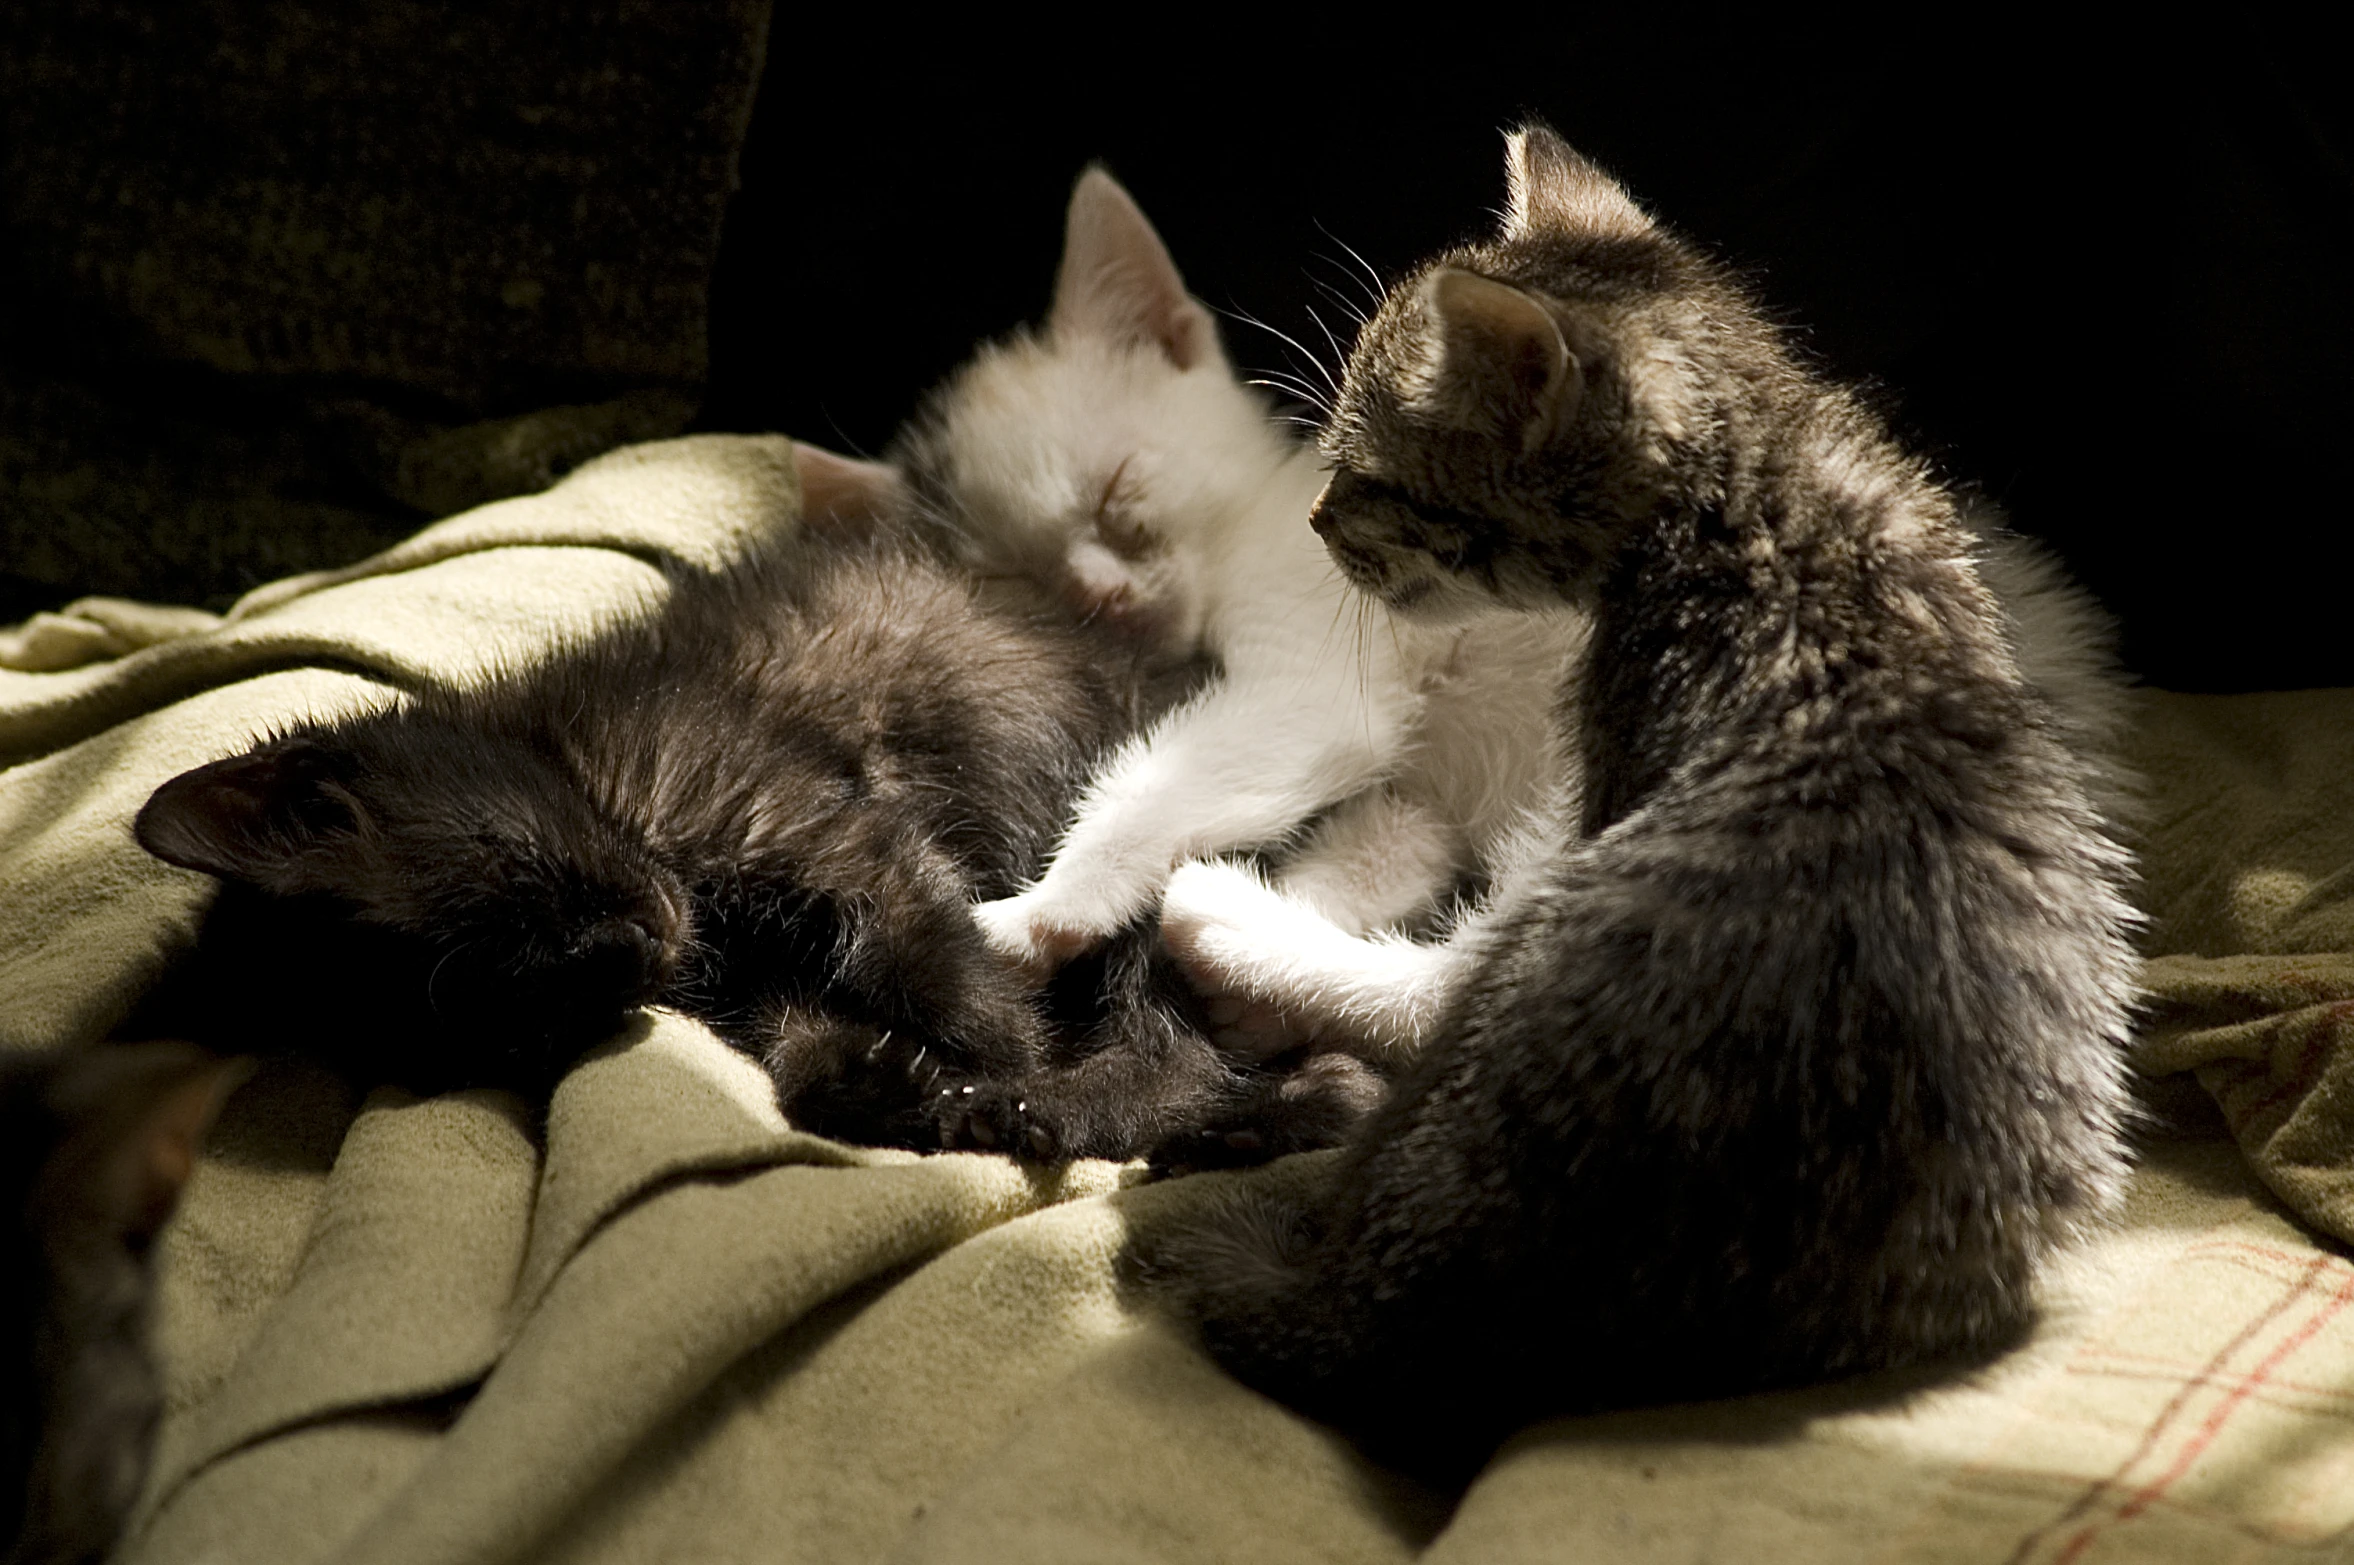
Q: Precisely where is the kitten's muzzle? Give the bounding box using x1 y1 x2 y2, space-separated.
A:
1307 484 1338 538
572 911 683 1006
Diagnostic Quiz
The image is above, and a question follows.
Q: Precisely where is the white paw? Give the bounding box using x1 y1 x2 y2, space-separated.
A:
1160 861 1327 1057
1158 861 1278 976
972 888 1110 977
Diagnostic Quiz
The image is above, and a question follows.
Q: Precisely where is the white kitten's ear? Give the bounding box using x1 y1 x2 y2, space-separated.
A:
790 441 906 530
1404 268 1580 450
1504 123 1651 241
135 739 360 882
1050 167 1220 370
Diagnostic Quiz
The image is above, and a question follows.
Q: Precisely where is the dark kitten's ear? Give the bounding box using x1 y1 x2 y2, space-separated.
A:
36 1042 239 1242
1405 268 1582 451
135 738 360 882
1503 123 1651 242
1049 166 1220 371
792 441 907 530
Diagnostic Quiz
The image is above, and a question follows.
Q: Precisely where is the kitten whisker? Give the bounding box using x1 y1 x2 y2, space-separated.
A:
1313 219 1390 313
1309 274 1371 332
1217 307 1340 399
1302 304 1351 373
1242 371 1324 402
1243 372 1334 416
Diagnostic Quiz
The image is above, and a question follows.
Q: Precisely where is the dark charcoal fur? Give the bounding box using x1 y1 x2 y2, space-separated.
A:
3 1041 225 1565
1138 127 2138 1477
130 533 1347 1159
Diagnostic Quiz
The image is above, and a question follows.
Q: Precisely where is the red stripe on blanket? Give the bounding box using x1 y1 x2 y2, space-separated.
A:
2000 1253 2336 1565
2225 998 2354 1129
2048 1261 2354 1562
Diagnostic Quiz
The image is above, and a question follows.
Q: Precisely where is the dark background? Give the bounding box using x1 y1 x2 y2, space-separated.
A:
704 19 2352 694
5 11 2348 692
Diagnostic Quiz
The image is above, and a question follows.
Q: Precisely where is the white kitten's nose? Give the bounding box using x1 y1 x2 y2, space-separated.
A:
1065 538 1140 615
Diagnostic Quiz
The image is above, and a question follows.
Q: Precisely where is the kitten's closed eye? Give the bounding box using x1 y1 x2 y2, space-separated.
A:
1092 459 1154 558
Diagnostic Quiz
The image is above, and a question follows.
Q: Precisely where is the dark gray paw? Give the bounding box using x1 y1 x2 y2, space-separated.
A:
1145 1052 1388 1178
1144 1121 1281 1179
930 1078 1064 1160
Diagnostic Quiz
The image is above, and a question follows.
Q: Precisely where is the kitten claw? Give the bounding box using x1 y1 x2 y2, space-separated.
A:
930 1078 1064 1161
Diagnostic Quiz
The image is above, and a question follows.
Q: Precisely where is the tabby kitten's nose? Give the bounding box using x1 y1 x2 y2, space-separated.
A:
1307 480 1337 536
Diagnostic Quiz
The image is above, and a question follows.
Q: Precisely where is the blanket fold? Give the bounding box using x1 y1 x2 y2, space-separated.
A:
2126 689 2354 1247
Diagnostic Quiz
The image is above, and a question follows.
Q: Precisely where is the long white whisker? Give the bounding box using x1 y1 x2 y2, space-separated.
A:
1244 373 1334 415
1310 274 1371 331
1315 220 1391 312
1220 308 1339 396
1314 558 1356 668
1303 304 1349 374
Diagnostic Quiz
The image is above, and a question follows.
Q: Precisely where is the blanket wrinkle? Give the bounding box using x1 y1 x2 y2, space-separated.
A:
9 435 2354 1561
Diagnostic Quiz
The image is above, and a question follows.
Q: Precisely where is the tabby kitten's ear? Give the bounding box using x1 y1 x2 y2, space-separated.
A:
135 739 362 883
34 1042 237 1243
1503 123 1652 242
1049 166 1220 371
1402 268 1581 451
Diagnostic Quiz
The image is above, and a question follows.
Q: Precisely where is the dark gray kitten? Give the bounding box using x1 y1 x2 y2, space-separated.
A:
129 464 1350 1161
1143 127 2138 1476
3 1041 226 1565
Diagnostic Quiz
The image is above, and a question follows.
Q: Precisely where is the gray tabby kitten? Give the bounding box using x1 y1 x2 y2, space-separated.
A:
1144 126 2138 1477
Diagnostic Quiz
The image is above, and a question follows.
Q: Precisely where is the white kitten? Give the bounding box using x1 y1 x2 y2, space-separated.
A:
895 168 1583 1056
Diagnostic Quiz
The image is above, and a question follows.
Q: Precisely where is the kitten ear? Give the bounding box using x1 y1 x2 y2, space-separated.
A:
791 441 906 530
1503 123 1651 241
1049 166 1221 371
135 738 360 882
37 1042 240 1242
1406 268 1581 450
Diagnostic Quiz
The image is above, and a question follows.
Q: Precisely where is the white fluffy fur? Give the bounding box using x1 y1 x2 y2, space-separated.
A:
912 170 1582 1051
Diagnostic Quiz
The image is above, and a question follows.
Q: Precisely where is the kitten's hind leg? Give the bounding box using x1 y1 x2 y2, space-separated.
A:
1160 858 1469 1059
1273 787 1463 935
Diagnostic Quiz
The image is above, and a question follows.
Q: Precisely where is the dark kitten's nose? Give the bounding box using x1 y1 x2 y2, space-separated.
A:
573 913 678 1005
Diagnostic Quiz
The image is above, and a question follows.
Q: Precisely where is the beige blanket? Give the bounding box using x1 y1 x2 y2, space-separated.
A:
5 435 2353 1563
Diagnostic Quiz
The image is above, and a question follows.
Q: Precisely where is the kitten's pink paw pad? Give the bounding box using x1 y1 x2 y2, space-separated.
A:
1210 998 1317 1058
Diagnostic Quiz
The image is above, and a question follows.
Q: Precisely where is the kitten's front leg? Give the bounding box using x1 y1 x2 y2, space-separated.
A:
975 659 1419 973
763 1005 943 1151
808 836 1052 1080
